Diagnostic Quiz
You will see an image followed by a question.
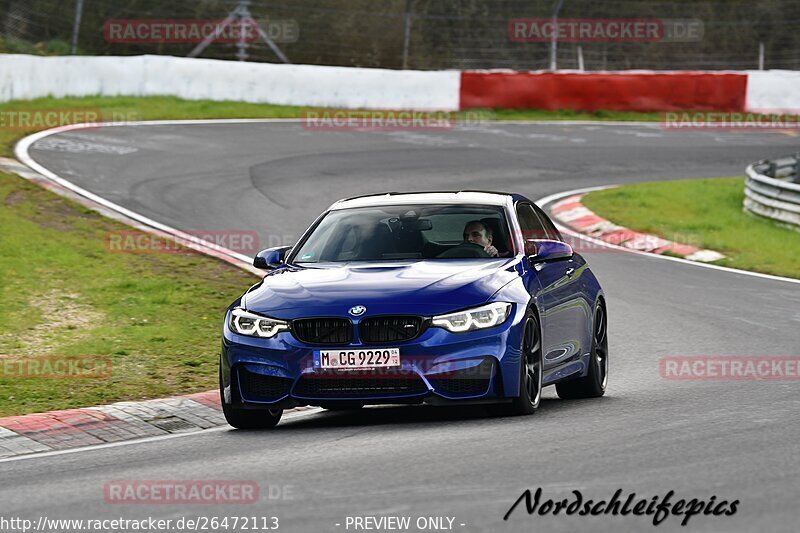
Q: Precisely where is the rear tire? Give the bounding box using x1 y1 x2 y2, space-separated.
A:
556 302 608 399
220 365 283 429
491 313 542 416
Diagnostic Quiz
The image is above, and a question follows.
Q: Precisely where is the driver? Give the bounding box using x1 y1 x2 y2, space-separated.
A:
463 220 499 257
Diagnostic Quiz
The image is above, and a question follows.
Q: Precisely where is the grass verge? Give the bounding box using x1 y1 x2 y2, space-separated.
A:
0 170 259 416
581 177 800 279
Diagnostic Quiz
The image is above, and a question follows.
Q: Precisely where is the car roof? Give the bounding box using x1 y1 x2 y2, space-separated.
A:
331 191 530 210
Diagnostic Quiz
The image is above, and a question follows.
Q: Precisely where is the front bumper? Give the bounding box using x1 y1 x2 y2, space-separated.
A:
220 308 525 409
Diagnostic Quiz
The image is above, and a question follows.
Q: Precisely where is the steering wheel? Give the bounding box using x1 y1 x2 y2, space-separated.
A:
437 242 492 258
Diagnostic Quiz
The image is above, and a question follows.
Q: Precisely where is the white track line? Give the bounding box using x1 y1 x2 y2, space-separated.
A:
0 408 324 464
13 119 658 266
13 122 297 266
17 119 800 288
536 187 800 286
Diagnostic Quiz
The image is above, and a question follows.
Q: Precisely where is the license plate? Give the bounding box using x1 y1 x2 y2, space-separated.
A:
316 348 400 369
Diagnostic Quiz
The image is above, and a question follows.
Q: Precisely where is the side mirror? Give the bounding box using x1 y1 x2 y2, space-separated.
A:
253 246 292 269
526 239 573 263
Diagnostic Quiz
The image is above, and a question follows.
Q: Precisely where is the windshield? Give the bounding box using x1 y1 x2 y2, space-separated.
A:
292 204 513 263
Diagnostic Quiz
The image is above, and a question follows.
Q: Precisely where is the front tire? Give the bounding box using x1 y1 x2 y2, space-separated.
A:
492 314 542 416
220 365 283 429
556 302 608 399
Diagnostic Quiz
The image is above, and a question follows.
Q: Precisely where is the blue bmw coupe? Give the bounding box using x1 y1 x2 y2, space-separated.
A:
220 191 607 428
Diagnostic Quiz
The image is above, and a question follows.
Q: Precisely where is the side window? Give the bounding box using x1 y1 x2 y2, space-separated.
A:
515 203 548 242
531 204 563 241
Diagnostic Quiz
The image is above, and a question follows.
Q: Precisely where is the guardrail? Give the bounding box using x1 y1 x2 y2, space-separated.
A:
744 155 800 229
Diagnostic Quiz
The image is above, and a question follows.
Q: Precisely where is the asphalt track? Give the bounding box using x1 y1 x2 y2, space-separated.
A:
3 122 800 532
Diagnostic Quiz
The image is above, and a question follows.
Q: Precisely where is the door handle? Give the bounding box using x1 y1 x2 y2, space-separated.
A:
565 268 575 278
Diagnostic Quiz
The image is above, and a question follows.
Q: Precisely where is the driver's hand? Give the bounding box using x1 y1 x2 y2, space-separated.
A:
484 245 499 257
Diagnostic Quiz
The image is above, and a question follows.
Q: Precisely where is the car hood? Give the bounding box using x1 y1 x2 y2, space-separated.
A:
243 259 520 318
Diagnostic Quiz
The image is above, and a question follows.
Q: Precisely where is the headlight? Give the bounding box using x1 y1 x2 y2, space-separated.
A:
432 302 512 333
229 307 289 338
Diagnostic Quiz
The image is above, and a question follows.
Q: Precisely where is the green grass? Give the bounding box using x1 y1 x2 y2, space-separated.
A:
581 177 800 279
0 171 259 416
0 37 72 56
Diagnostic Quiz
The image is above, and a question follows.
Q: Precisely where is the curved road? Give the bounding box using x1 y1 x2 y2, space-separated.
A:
3 122 800 532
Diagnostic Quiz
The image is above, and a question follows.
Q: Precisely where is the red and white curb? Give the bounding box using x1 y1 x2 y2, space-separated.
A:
0 392 220 458
0 391 317 459
550 192 726 262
